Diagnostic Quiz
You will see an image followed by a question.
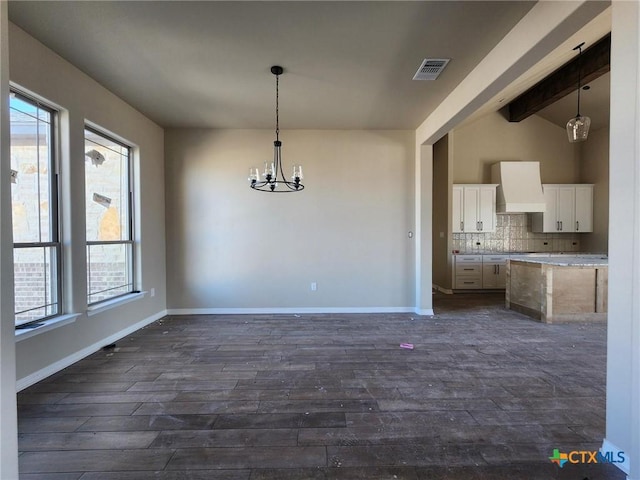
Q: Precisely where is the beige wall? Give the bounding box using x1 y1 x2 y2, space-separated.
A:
452 111 579 184
580 127 609 253
1 4 19 477
9 23 167 384
432 134 451 289
165 129 415 310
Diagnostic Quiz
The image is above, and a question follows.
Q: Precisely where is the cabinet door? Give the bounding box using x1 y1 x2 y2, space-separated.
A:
542 186 559 232
556 186 575 232
495 263 507 288
482 264 497 288
574 185 593 232
463 186 480 232
478 186 496 232
452 186 464 233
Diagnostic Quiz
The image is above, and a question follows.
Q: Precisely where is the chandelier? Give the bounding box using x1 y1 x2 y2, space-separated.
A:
248 66 304 192
566 42 591 143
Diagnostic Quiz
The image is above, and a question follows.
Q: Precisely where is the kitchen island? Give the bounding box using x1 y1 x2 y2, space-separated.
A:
505 255 608 323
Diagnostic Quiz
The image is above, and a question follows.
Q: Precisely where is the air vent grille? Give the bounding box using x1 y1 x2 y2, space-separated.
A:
413 58 450 81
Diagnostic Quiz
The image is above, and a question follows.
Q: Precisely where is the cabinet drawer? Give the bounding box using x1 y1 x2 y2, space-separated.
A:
455 276 482 289
455 264 482 275
455 255 483 263
482 255 509 265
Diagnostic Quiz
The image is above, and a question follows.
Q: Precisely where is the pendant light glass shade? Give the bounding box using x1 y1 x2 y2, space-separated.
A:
566 42 590 143
566 114 591 143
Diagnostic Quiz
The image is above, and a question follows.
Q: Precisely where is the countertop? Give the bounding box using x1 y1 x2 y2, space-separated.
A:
453 251 607 256
508 255 608 267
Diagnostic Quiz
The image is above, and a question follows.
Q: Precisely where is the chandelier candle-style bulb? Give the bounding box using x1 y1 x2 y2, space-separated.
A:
248 167 260 185
263 162 275 180
248 65 305 192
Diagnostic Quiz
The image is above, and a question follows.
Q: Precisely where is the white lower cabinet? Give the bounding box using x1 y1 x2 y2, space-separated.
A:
481 255 509 289
453 254 508 290
453 255 482 289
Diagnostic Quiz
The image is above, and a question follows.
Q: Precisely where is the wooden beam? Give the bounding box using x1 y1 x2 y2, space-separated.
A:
508 34 610 122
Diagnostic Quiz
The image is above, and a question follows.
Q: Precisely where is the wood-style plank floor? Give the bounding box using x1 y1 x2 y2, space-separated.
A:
17 293 625 479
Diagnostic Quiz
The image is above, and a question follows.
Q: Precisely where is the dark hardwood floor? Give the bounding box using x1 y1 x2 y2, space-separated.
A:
17 293 625 479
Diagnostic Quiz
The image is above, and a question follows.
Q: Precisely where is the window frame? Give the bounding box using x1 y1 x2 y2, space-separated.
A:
10 89 62 327
84 125 135 306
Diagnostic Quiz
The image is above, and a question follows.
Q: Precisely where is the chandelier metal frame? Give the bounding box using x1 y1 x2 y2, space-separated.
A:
249 66 304 192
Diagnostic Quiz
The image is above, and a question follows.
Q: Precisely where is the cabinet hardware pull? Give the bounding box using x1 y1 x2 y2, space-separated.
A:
560 221 563 231
556 221 559 231
576 221 579 231
463 268 474 271
461 221 464 231
480 221 483 231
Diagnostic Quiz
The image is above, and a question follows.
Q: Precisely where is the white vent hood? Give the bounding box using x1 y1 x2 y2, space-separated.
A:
490 161 546 213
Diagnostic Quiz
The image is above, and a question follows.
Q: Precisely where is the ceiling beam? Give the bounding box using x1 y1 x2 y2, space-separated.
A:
508 34 610 122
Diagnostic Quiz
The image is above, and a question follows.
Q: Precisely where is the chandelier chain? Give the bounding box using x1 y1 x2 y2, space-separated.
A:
275 73 280 141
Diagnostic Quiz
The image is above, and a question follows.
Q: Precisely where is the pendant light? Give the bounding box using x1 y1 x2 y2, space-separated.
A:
566 42 591 143
248 66 304 192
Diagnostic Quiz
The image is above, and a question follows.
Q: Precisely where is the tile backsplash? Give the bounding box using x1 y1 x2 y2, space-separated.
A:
452 214 581 253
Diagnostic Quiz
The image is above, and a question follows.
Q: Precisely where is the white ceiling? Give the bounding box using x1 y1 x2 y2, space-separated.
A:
7 1 610 132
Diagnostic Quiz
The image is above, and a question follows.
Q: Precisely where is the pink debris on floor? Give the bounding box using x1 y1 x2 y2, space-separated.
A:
400 343 414 350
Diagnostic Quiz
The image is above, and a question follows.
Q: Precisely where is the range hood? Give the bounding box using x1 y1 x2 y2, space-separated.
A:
490 161 546 213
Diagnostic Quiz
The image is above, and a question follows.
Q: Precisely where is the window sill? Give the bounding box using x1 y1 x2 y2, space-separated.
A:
86 291 146 317
15 313 81 342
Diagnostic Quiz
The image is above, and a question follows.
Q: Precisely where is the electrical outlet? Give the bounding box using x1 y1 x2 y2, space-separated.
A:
311 282 317 291
150 288 156 297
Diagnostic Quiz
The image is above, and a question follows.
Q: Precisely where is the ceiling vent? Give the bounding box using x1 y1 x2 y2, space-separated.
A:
412 58 450 81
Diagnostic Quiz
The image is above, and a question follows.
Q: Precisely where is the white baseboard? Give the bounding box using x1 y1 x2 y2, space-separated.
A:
432 284 453 294
414 308 435 316
601 438 630 475
17 309 167 391
167 307 415 315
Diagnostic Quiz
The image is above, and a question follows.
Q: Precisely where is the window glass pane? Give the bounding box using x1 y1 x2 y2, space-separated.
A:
14 246 59 326
87 243 133 304
10 96 53 243
85 130 130 242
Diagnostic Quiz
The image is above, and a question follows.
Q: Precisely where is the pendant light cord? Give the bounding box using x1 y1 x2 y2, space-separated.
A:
575 43 584 117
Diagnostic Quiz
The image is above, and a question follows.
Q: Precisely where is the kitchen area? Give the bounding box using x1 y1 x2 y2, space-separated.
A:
431 95 610 323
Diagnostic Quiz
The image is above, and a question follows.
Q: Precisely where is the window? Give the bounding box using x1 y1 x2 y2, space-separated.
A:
10 91 61 326
84 127 134 304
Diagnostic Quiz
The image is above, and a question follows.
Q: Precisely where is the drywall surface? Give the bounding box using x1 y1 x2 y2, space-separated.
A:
1 4 19 478
432 134 452 289
165 128 414 311
580 126 609 253
9 23 167 383
451 111 579 184
605 1 640 477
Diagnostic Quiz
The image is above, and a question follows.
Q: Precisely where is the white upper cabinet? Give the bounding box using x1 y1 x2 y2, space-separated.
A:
532 184 593 233
574 185 594 232
452 184 497 233
452 186 464 234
